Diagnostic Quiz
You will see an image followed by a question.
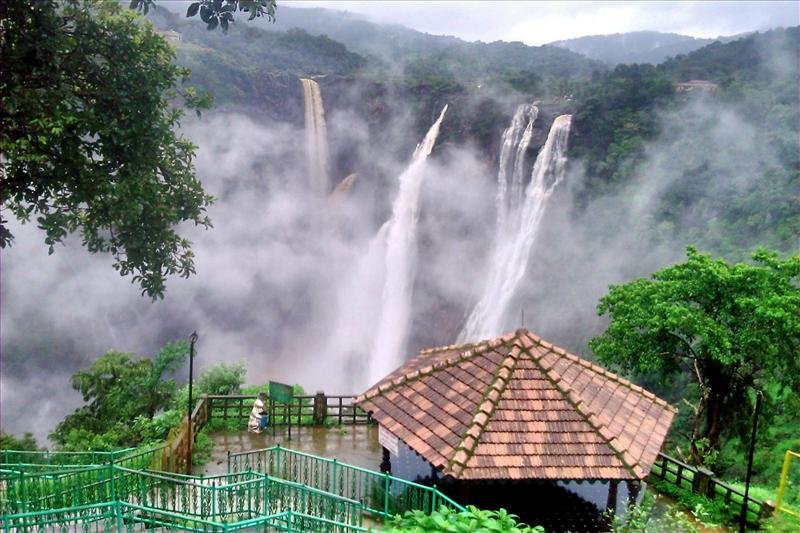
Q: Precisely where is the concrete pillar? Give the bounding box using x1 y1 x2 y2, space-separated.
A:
313 391 327 425
693 467 714 497
758 500 775 522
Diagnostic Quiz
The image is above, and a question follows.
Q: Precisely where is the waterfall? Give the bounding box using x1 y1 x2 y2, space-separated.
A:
496 104 538 242
321 105 448 389
300 78 330 194
367 105 449 384
459 114 572 343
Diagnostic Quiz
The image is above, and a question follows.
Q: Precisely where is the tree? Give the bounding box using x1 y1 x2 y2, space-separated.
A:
1 1 213 298
130 0 276 33
0 431 40 451
50 341 189 449
590 248 800 464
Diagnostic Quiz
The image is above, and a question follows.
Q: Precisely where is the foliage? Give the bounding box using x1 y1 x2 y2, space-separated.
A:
174 361 246 417
197 362 246 395
762 512 800 533
50 341 189 450
590 248 800 462
0 0 214 298
648 477 740 527
0 431 40 451
131 0 276 32
192 428 214 465
203 417 242 434
607 492 698 533
570 63 674 193
387 505 544 533
570 28 799 257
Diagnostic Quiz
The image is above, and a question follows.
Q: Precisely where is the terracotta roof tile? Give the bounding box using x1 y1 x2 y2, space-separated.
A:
355 329 675 481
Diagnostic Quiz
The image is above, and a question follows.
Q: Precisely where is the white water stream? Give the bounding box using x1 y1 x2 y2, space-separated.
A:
368 105 449 384
300 78 330 194
459 113 572 342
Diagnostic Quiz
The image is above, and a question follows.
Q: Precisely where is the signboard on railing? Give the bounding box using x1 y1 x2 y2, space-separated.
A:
269 381 293 404
378 425 399 456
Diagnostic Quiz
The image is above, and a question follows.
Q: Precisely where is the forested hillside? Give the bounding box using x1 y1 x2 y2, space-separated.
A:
550 30 745 65
569 27 799 257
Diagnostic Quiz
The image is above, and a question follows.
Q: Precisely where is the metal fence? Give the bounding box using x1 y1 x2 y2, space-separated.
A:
1 466 365 532
228 445 464 519
1 503 371 532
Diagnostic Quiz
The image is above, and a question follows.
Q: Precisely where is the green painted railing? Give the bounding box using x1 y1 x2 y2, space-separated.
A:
0 444 166 474
228 445 464 519
1 465 364 528
1 502 371 532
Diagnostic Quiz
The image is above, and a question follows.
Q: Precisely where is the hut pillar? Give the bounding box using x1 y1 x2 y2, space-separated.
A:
606 479 619 513
380 447 392 473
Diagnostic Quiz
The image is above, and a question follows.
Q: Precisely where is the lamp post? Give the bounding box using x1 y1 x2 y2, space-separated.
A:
739 390 763 533
187 331 198 474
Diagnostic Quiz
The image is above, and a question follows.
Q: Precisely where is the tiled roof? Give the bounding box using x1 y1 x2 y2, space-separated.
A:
354 329 676 481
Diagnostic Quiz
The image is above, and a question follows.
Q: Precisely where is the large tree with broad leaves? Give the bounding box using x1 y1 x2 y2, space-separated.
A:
590 247 800 464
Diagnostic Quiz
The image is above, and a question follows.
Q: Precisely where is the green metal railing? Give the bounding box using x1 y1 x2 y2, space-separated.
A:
1 466 365 531
1 502 370 532
0 444 165 474
228 445 464 519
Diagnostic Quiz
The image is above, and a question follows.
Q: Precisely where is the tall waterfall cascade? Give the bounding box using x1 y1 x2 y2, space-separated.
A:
496 103 538 242
300 78 330 194
368 105 449 384
459 112 572 343
321 106 449 389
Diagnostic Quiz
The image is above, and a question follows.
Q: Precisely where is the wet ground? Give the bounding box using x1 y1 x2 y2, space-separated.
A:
200 424 382 476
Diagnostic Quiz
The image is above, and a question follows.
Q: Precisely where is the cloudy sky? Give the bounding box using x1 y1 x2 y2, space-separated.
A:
289 1 799 44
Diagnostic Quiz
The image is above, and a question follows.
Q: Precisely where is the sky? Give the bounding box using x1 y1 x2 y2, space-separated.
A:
287 0 799 44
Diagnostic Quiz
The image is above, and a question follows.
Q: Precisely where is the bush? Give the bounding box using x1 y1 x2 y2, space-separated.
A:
387 505 544 533
196 362 246 395
608 492 698 533
0 431 40 451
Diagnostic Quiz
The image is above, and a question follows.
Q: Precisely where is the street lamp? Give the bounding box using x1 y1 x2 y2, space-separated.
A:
187 331 198 474
739 390 763 533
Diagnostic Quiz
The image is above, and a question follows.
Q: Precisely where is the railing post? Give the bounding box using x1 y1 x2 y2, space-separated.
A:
432 484 438 513
332 459 338 495
115 499 124 532
277 444 282 479
775 450 793 513
215 480 221 521
758 500 775 522
384 472 390 517
692 467 714 497
313 391 327 426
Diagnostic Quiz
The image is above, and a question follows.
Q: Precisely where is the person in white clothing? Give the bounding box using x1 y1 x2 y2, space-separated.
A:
248 392 269 433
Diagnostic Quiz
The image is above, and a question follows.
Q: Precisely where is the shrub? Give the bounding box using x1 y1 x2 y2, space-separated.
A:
387 505 544 533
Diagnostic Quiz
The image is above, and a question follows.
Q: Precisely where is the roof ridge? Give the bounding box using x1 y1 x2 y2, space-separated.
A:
354 337 503 404
524 341 644 479
446 336 525 478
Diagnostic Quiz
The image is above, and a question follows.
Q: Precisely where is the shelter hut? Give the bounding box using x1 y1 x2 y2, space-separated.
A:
354 329 676 532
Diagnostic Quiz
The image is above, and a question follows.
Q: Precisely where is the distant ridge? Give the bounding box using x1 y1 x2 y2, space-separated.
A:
550 30 749 65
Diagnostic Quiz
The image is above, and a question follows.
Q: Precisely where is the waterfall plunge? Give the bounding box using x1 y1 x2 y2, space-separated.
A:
368 105 449 384
321 105 448 389
300 78 330 194
459 113 572 343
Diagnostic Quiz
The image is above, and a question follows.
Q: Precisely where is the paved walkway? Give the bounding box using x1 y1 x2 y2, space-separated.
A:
202 425 381 476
